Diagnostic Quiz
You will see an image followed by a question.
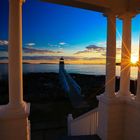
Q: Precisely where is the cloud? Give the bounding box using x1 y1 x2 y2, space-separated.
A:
23 55 79 61
86 45 104 50
74 45 105 55
48 43 62 50
0 40 8 58
48 43 58 47
23 47 63 55
0 40 8 52
82 57 106 61
25 43 36 47
74 50 90 55
48 42 68 50
48 42 68 47
59 42 67 45
0 40 8 46
74 44 122 59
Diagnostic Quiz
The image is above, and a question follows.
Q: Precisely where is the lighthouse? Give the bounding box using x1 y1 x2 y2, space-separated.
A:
58 57 86 108
59 57 65 71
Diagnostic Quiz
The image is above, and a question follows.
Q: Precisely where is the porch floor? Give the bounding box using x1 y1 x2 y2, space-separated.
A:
57 135 101 140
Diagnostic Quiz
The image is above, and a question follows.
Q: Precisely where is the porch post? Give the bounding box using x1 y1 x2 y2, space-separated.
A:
105 13 116 97
119 13 132 96
0 1 30 140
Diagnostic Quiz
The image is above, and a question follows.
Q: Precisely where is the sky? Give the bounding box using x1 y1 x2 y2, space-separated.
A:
0 0 140 64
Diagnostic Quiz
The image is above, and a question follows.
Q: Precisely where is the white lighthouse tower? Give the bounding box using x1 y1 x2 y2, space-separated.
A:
59 57 65 71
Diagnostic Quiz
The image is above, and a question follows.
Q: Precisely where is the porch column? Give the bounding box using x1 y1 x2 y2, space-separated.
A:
9 0 24 106
136 38 140 101
0 0 31 139
119 13 132 96
105 13 116 97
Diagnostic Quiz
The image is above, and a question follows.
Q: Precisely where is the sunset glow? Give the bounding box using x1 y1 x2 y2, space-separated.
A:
131 55 138 64
0 0 140 64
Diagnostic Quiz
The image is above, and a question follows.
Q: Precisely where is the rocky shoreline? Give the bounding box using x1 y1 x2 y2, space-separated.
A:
0 72 137 104
0 72 137 139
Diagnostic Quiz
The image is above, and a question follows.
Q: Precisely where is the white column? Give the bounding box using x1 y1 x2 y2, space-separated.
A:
0 1 30 140
9 0 24 106
105 13 116 97
119 13 132 96
136 38 140 101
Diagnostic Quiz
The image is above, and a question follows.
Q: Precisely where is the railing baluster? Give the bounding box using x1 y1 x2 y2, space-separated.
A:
68 108 99 136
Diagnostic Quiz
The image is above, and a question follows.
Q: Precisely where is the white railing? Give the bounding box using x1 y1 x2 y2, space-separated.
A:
67 108 99 136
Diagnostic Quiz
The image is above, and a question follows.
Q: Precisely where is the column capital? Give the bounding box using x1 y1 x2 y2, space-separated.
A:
103 11 117 18
19 0 26 4
118 12 136 20
9 0 25 4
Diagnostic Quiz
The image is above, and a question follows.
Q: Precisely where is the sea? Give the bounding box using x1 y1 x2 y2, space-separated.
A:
0 64 138 80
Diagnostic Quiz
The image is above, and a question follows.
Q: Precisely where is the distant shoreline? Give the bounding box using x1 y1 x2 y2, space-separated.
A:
0 64 138 80
1 71 137 81
0 62 106 65
0 62 138 66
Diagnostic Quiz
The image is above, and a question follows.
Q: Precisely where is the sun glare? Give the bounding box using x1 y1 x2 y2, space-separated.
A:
131 56 138 64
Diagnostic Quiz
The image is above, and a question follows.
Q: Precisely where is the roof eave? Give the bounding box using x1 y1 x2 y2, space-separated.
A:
41 0 109 13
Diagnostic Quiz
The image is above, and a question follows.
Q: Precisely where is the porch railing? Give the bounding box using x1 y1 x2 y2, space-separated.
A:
67 108 99 136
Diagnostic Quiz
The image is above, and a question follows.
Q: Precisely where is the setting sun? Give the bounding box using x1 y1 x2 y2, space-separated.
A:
131 56 138 64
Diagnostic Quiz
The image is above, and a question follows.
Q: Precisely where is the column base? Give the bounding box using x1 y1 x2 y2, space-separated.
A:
117 90 133 98
124 99 140 140
97 93 140 140
97 93 124 140
0 102 30 140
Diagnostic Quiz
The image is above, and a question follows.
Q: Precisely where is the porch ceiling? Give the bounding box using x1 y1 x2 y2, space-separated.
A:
41 0 110 13
42 0 140 16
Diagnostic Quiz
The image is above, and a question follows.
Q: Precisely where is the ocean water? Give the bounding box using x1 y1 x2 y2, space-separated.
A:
0 64 138 80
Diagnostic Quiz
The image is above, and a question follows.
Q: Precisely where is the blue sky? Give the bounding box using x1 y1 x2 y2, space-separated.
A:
0 0 140 64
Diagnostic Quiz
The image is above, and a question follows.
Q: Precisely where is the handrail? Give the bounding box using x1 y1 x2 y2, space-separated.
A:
68 108 99 136
72 108 98 122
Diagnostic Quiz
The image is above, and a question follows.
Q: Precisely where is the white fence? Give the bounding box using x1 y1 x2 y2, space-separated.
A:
67 108 98 136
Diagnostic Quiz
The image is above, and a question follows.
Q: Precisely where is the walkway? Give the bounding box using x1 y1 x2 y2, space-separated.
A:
59 68 87 108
